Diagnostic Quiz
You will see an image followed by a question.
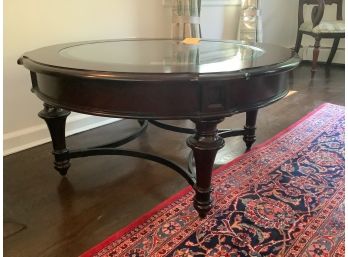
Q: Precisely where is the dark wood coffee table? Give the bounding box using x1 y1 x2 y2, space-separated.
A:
19 39 300 217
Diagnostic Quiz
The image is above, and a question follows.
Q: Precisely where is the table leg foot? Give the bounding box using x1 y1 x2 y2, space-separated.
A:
187 118 225 218
243 110 258 151
38 103 71 176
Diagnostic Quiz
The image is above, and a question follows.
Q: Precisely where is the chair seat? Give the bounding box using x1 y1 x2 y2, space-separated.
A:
299 20 345 34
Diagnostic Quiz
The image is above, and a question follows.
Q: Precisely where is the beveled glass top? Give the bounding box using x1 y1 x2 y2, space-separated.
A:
22 39 297 75
59 40 264 73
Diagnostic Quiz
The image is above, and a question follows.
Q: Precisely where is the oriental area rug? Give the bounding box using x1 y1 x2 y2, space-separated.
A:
81 103 345 257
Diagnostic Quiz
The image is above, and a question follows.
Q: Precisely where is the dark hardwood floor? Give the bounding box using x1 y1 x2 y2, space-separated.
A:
4 63 345 257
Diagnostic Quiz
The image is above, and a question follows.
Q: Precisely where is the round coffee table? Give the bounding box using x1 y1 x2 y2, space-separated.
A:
19 39 300 217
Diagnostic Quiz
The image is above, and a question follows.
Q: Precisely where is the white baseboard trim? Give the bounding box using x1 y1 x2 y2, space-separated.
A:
299 45 345 64
4 114 120 156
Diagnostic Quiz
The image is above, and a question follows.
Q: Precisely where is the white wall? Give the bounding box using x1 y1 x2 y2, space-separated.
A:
201 5 240 39
4 0 172 155
261 0 298 47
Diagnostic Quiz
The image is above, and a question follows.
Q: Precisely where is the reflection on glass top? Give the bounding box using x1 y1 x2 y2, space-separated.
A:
59 40 265 73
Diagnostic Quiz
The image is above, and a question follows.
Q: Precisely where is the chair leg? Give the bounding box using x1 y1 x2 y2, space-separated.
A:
327 38 340 65
311 37 321 76
294 31 303 53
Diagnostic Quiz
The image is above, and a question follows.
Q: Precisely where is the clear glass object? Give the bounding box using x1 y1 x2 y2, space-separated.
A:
59 40 265 73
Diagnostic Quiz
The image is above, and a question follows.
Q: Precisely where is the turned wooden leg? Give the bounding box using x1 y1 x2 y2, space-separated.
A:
187 118 225 218
243 110 258 151
38 103 71 176
312 37 321 76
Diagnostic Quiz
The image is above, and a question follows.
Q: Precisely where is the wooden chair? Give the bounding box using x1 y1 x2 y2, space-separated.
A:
294 0 344 74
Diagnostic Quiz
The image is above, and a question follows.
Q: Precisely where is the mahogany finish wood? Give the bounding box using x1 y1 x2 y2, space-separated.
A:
187 118 225 217
38 103 71 175
243 109 258 150
19 39 300 217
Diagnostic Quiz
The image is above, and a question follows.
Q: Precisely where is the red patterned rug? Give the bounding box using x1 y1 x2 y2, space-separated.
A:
81 103 345 257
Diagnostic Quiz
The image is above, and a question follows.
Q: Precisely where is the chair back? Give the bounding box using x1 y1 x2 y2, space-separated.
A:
298 0 343 28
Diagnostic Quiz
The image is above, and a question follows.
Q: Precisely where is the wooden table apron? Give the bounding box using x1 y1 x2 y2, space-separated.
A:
19 39 300 218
